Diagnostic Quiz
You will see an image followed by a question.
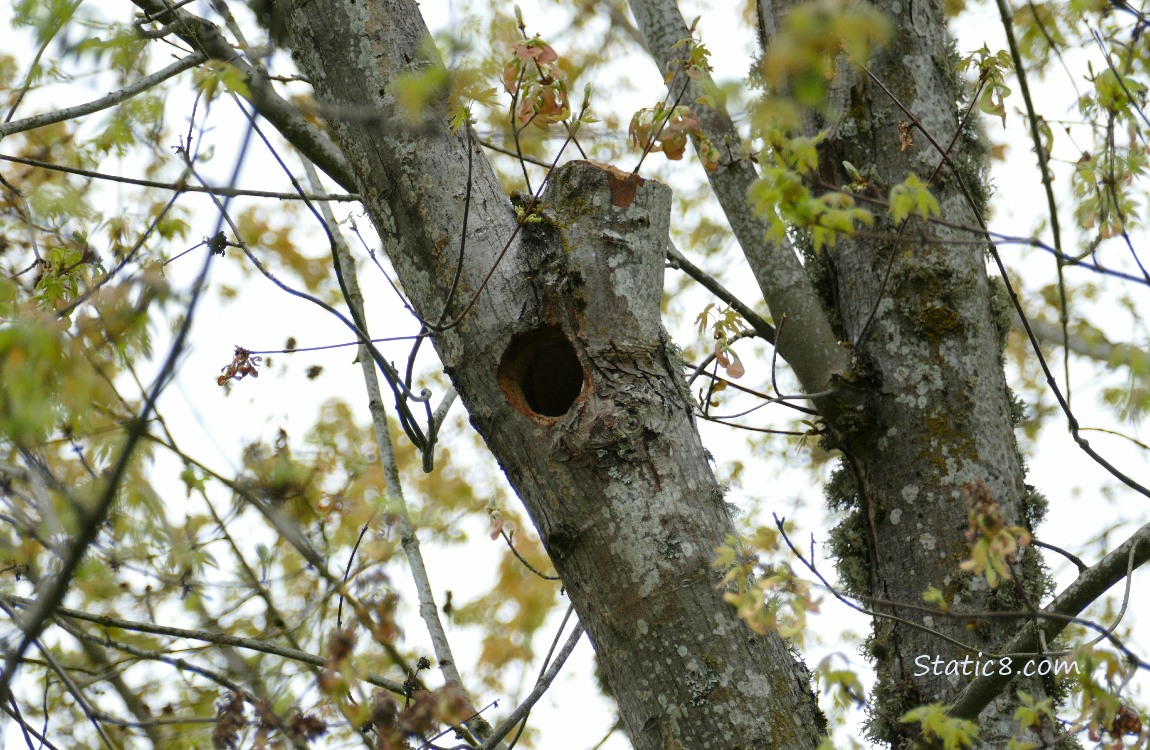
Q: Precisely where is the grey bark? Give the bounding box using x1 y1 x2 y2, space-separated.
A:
284 1 824 748
753 0 1052 745
130 0 358 191
629 0 853 398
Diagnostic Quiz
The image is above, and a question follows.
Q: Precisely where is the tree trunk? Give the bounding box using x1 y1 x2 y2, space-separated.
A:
753 0 1054 744
284 1 824 747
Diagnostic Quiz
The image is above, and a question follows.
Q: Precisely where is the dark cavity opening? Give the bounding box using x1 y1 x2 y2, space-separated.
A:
498 326 585 419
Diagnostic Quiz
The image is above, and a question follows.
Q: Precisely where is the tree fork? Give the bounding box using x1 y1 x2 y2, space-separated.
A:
284 0 824 744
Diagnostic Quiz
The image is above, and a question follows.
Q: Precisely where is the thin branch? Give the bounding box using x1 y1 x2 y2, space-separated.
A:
1090 28 1150 141
304 163 488 746
631 74 690 174
815 182 1150 286
1078 539 1140 651
0 592 406 695
0 153 358 200
0 51 207 137
991 234 1150 500
0 172 43 263
234 103 433 453
1078 426 1150 452
664 240 776 341
50 615 247 695
500 531 561 581
430 387 458 441
338 518 375 630
1031 538 1088 574
477 137 551 168
479 621 583 750
697 417 811 436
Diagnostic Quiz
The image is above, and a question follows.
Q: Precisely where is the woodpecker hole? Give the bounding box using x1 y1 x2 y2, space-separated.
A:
498 326 585 419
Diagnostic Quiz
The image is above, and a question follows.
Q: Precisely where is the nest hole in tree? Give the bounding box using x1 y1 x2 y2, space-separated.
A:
498 325 585 419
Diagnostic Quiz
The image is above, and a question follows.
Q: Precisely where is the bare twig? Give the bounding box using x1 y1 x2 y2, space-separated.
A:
480 620 583 750
303 163 488 746
0 592 406 695
0 51 207 138
0 153 358 200
500 530 560 581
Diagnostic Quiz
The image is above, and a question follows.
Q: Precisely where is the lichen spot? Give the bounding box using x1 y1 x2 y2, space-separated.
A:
498 325 586 422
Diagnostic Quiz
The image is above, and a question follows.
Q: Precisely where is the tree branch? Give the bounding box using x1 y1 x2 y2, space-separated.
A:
0 50 207 138
0 592 406 695
949 520 1150 719
0 153 358 200
128 0 359 191
627 0 851 395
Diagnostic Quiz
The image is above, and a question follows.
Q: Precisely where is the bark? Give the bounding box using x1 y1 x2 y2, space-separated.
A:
130 0 358 192
629 0 852 397
753 0 1053 745
283 1 824 747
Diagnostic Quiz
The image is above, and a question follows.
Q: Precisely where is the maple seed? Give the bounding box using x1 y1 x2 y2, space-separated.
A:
217 346 263 386
898 121 915 151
